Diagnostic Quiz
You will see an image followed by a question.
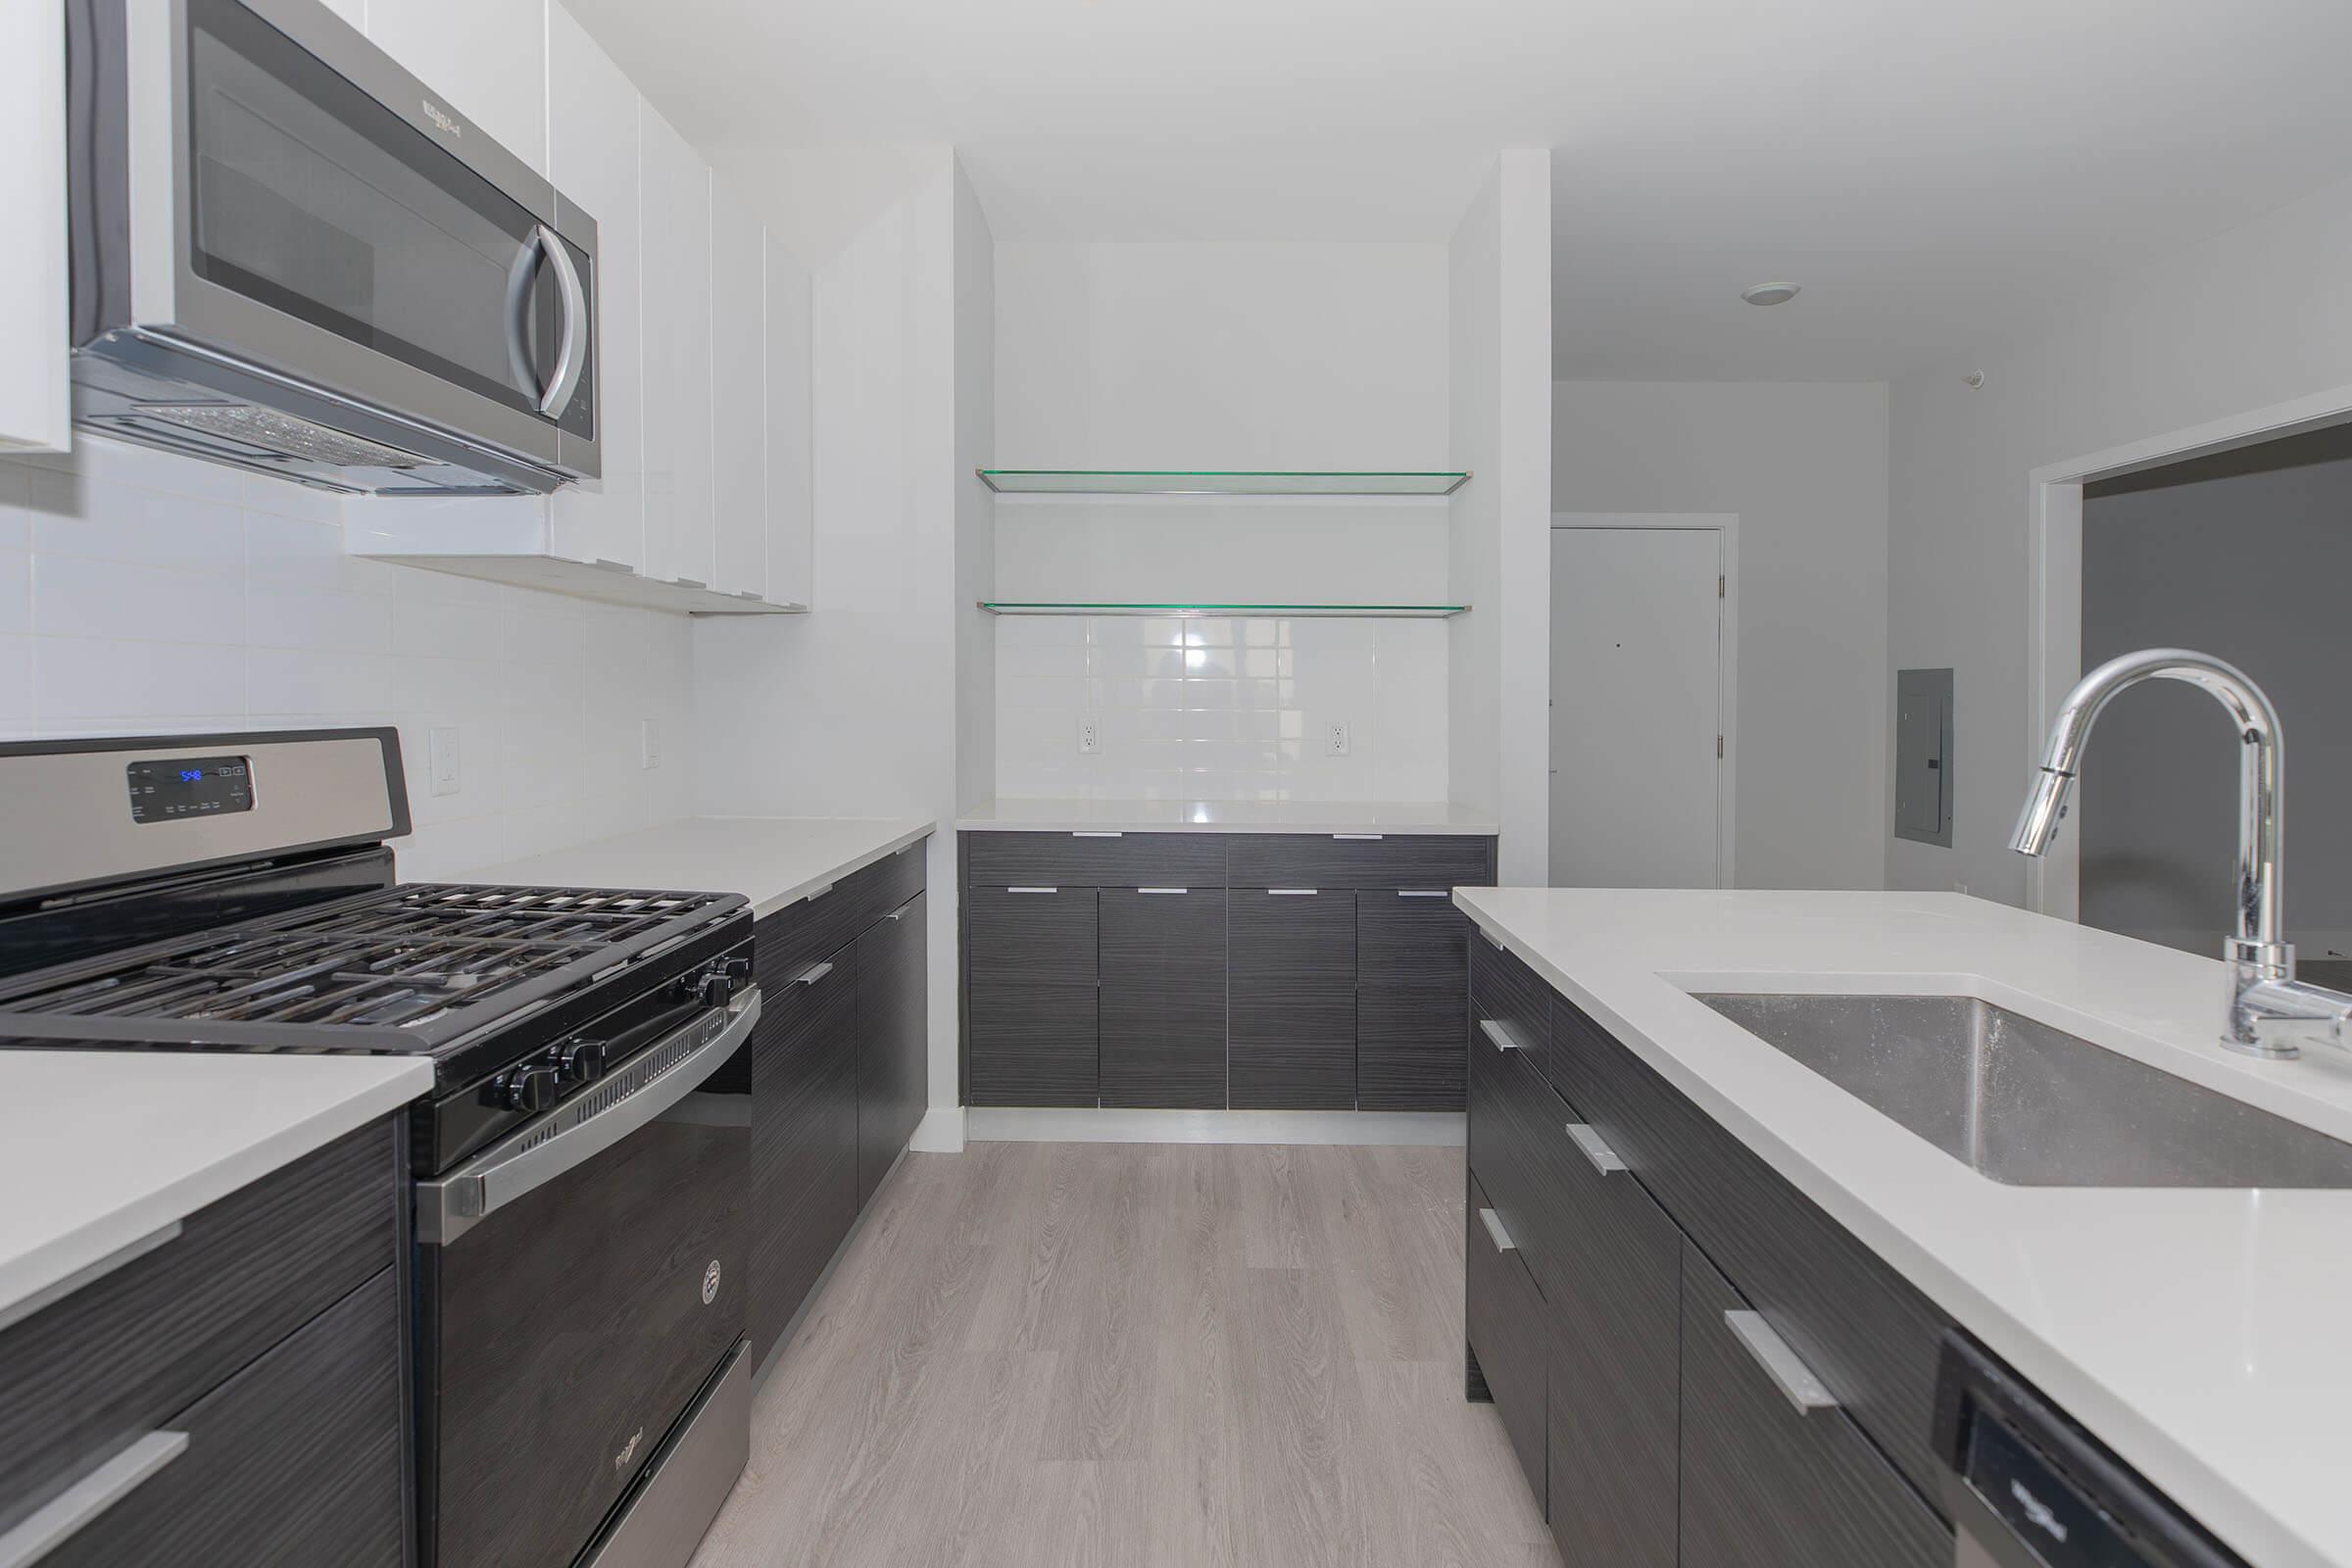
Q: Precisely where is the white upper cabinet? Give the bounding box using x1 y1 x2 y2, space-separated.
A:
710 182 767 601
1 0 71 454
764 236 814 611
546 3 643 573
365 0 548 176
639 106 716 590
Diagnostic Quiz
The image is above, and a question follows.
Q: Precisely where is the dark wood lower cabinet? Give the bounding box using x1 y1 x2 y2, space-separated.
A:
1229 889 1357 1108
965 885 1100 1106
1679 1243 1950 1568
1463 1175 1546 1510
1099 888 1226 1108
855 892 928 1207
1357 892 1470 1110
749 945 860 1360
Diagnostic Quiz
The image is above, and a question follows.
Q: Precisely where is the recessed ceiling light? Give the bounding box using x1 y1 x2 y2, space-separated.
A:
1740 281 1801 307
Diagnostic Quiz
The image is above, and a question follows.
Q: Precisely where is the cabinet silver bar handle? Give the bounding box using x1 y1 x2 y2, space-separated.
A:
1565 1123 1627 1175
1478 1018 1529 1054
1725 1310 1839 1413
1480 930 1504 951
1268 888 1319 897
1397 890 1449 898
0 1430 188 1568
671 576 709 591
590 557 634 573
1071 830 1124 838
1477 1206 1516 1252
793 961 834 986
803 881 835 902
1005 887 1059 895
0 1219 182 1335
1136 887 1189 895
1332 833 1384 841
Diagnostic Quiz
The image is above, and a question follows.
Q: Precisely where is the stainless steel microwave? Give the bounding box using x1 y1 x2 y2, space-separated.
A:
66 0 601 495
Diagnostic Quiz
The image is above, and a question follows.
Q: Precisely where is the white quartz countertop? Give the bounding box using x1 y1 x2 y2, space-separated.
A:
1453 887 2352 1568
956 798 1497 836
0 1053 430 1324
463 815 934 920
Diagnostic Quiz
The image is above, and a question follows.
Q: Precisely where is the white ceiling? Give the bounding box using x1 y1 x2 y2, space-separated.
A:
565 0 2352 380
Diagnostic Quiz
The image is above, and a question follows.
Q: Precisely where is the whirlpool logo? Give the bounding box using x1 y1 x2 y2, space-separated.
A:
420 98 461 138
613 1428 643 1473
703 1258 723 1304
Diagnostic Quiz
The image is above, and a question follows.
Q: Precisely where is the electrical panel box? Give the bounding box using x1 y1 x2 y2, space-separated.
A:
1895 667 1954 847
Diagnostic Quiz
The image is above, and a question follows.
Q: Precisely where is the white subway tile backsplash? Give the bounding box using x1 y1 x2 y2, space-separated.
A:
0 436 696 877
996 612 1448 802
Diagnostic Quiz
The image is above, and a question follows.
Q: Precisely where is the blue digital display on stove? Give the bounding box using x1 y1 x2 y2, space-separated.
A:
127 756 254 823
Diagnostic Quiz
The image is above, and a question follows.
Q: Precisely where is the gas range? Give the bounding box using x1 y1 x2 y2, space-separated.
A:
0 729 760 1568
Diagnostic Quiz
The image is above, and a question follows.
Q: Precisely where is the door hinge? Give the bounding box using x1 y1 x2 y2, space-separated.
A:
1717 735 1726 759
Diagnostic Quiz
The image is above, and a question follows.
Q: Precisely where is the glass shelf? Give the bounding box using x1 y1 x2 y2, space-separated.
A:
978 601 1470 618
976 468 1471 497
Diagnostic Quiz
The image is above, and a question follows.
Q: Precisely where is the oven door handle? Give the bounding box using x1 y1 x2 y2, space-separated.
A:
416 989 761 1247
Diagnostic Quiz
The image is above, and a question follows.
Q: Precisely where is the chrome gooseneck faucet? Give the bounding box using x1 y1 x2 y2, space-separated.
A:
2010 647 2352 1057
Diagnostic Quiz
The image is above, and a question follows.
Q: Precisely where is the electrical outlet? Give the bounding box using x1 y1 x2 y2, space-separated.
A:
428 726 462 797
1077 715 1101 756
1325 719 1350 757
640 718 661 770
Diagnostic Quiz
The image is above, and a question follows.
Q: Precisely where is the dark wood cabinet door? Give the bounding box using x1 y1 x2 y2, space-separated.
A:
855 892 928 1208
964 886 1100 1106
749 940 860 1363
1099 888 1226 1108
1227 889 1356 1108
1464 1174 1547 1512
1680 1243 1951 1568
1545 1118 1681 1568
1358 892 1470 1109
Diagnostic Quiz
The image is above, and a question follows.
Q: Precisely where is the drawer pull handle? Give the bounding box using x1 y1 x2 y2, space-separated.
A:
1478 1018 1529 1054
1476 1206 1516 1253
793 961 835 986
1136 887 1189 895
0 1218 182 1335
0 1430 189 1568
1724 1310 1839 1413
1565 1123 1627 1175
1268 888 1319 897
1332 833 1384 841
1071 830 1124 838
1479 930 1504 951
1005 887 1059 895
1397 890 1449 898
804 881 835 902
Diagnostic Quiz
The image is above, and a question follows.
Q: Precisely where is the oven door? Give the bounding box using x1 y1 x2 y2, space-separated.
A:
415 991 757 1568
88 0 599 476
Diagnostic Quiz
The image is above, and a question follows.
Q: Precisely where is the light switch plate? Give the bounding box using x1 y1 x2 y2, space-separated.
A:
428 726 462 797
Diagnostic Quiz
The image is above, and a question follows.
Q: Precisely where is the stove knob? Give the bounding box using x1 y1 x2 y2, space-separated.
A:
558 1040 610 1084
697 958 751 1008
495 1063 560 1113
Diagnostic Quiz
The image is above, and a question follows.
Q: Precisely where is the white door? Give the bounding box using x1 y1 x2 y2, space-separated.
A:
1549 526 1725 888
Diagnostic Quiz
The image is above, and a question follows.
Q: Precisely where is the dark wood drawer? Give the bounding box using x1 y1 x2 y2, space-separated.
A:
749 940 860 1362
1680 1243 1949 1568
1465 1173 1547 1513
1227 833 1493 891
0 1120 398 1530
1228 889 1354 990
760 837 928 975
39 1269 406 1568
1467 1008 1563 1294
965 886 1098 986
1099 889 1226 1109
1549 990 1956 1503
1471 930 1550 1079
967 980 1099 1106
965 830 1227 889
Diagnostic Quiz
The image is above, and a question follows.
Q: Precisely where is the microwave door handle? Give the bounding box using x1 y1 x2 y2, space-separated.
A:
503 228 546 404
535 224 589 416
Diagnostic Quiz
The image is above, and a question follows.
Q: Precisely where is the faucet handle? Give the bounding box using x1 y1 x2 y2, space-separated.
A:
2230 975 2352 1059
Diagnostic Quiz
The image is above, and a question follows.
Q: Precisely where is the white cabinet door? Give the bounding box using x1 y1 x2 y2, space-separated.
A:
763 234 813 609
638 107 714 590
365 0 548 176
0 0 70 454
546 4 642 571
709 182 766 600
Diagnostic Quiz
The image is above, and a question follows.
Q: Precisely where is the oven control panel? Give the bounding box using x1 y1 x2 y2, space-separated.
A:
126 755 254 822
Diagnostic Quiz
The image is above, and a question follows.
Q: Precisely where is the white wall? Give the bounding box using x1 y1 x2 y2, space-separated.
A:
988 240 1453 801
1886 176 2352 905
1553 380 1890 890
1447 150 1552 883
0 438 696 880
955 165 998 817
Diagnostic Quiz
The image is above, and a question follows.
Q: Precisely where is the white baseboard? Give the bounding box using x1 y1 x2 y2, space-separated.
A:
908 1104 967 1152
963 1106 1465 1147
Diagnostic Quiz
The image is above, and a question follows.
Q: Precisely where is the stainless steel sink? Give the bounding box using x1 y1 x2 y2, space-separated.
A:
1694 992 2352 1188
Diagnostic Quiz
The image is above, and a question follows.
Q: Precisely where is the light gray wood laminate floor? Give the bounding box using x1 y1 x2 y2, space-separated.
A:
689 1142 1558 1568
